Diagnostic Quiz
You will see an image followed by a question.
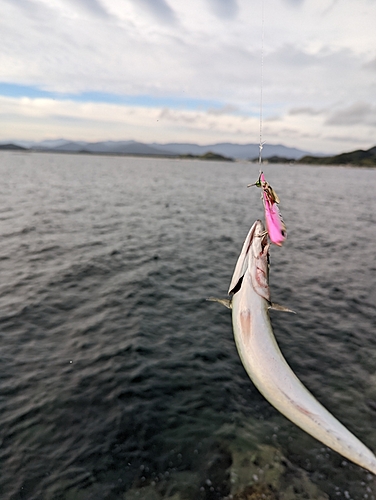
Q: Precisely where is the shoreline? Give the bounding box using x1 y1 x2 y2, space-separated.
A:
0 146 375 168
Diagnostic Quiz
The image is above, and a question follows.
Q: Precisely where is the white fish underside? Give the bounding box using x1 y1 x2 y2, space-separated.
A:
229 220 376 475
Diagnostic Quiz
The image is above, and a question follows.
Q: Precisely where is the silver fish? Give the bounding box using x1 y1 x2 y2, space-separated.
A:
228 219 376 475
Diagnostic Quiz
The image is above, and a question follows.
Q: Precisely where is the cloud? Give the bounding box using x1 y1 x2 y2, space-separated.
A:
1 0 376 153
3 0 35 10
325 102 375 126
282 0 305 6
130 0 177 24
207 104 239 116
289 107 323 116
64 0 110 18
3 0 52 18
268 44 323 68
326 134 369 145
12 0 112 19
206 0 238 19
364 56 376 71
320 0 339 16
0 95 259 143
2 94 375 154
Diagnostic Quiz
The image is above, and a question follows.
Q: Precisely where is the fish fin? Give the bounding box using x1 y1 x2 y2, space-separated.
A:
207 297 232 309
268 302 296 314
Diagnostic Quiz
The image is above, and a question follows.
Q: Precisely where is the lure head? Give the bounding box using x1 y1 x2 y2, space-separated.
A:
258 172 280 205
249 171 286 246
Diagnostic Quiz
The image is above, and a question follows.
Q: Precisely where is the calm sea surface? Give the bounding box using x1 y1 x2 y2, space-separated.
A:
0 152 375 500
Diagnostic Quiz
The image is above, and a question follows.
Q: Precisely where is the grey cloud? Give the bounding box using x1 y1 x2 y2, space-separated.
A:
268 44 320 67
282 0 305 6
325 102 374 126
132 0 177 24
266 44 359 98
207 104 239 115
364 56 376 71
158 108 199 124
299 132 320 139
321 0 339 16
206 0 238 19
3 0 53 17
8 0 111 18
4 0 33 9
289 107 323 116
64 0 111 18
326 134 368 144
265 115 282 122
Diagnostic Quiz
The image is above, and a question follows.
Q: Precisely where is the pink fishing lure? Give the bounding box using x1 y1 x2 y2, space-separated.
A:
252 172 286 246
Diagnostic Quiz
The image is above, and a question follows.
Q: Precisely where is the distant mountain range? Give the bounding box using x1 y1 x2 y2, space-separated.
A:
1 140 375 166
298 146 376 167
0 139 313 160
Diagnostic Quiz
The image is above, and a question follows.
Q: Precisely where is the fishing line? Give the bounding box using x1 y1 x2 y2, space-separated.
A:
258 0 265 164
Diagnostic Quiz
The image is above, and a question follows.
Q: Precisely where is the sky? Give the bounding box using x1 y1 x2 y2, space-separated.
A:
1 0 376 154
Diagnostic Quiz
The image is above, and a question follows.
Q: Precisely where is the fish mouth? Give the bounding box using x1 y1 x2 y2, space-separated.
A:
249 220 270 300
252 220 268 256
260 230 268 251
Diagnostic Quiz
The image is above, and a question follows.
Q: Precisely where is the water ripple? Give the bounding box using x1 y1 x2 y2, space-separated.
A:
0 152 375 499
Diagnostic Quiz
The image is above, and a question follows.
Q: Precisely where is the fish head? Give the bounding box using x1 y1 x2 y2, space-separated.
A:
228 220 270 302
249 220 271 301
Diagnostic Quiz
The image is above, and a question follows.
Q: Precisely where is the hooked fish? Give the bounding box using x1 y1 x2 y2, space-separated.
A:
248 172 286 246
227 220 376 475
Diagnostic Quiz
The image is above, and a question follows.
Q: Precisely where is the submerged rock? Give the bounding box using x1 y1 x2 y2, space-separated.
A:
227 442 329 500
124 484 161 500
232 483 277 499
121 419 331 500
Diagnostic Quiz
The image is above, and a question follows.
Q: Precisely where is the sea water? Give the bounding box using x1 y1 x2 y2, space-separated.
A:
0 152 375 499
